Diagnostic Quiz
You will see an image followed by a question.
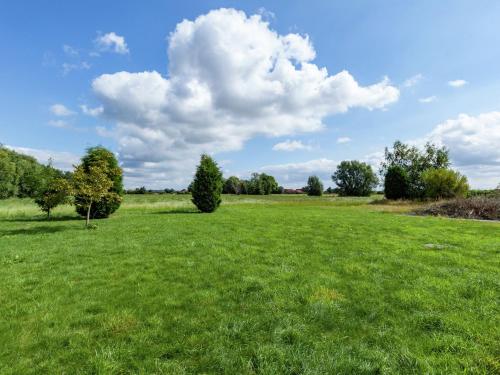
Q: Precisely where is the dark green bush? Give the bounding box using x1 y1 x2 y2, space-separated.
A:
74 146 123 219
223 176 241 194
191 154 223 213
384 165 409 199
306 176 323 196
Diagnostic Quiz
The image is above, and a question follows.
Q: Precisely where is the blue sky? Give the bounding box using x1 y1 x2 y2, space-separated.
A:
1 1 499 188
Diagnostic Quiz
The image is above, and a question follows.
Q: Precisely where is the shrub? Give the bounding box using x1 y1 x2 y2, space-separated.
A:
384 165 409 200
421 168 469 200
306 176 323 196
74 147 123 219
34 178 72 219
332 160 378 196
191 154 223 213
417 197 499 221
381 141 450 199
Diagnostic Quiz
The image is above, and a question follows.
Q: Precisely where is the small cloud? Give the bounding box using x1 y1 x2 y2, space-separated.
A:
48 119 71 129
80 104 104 117
50 104 75 116
95 32 129 54
336 137 351 144
62 44 79 57
62 61 91 75
402 73 423 88
257 7 275 20
419 96 437 103
448 79 468 88
42 51 56 67
272 139 312 151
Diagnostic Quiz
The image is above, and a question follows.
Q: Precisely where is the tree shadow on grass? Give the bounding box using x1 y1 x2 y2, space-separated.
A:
0 225 67 236
2 215 82 223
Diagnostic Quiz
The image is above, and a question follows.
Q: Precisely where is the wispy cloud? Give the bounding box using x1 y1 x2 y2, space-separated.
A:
62 61 90 75
336 137 351 144
48 119 71 129
419 95 437 103
62 44 79 57
402 73 423 88
80 104 103 117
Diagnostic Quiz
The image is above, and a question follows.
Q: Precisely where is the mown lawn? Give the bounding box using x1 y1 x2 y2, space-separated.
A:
0 194 498 374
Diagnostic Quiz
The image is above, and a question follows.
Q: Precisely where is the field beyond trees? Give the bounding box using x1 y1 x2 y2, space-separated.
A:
1 194 499 374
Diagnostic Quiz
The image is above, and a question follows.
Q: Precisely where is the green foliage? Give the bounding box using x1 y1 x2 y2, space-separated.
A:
191 154 223 212
74 146 123 219
421 168 469 199
223 176 241 194
34 178 72 218
247 173 279 195
384 165 410 200
306 175 323 196
0 146 61 199
332 160 378 196
381 141 450 199
239 180 249 194
73 159 115 226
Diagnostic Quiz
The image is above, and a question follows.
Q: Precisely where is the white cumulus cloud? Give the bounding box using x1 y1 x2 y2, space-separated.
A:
402 111 500 188
272 140 312 151
92 8 399 188
50 103 75 116
427 112 500 168
448 79 468 88
95 32 129 54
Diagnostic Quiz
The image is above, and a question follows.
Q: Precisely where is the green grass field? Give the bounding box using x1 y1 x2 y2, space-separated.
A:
1 194 499 374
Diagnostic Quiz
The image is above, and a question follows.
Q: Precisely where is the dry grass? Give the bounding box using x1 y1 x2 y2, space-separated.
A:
417 197 500 221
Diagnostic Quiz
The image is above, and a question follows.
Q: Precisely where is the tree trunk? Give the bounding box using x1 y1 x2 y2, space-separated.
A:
86 201 92 227
47 209 51 220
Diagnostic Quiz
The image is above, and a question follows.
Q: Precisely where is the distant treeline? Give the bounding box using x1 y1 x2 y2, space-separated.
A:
0 146 71 199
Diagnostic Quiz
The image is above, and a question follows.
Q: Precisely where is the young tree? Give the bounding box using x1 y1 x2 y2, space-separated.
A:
73 160 114 227
332 161 378 196
421 168 469 200
384 165 409 200
74 146 123 219
191 154 223 213
306 175 323 196
34 178 72 219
